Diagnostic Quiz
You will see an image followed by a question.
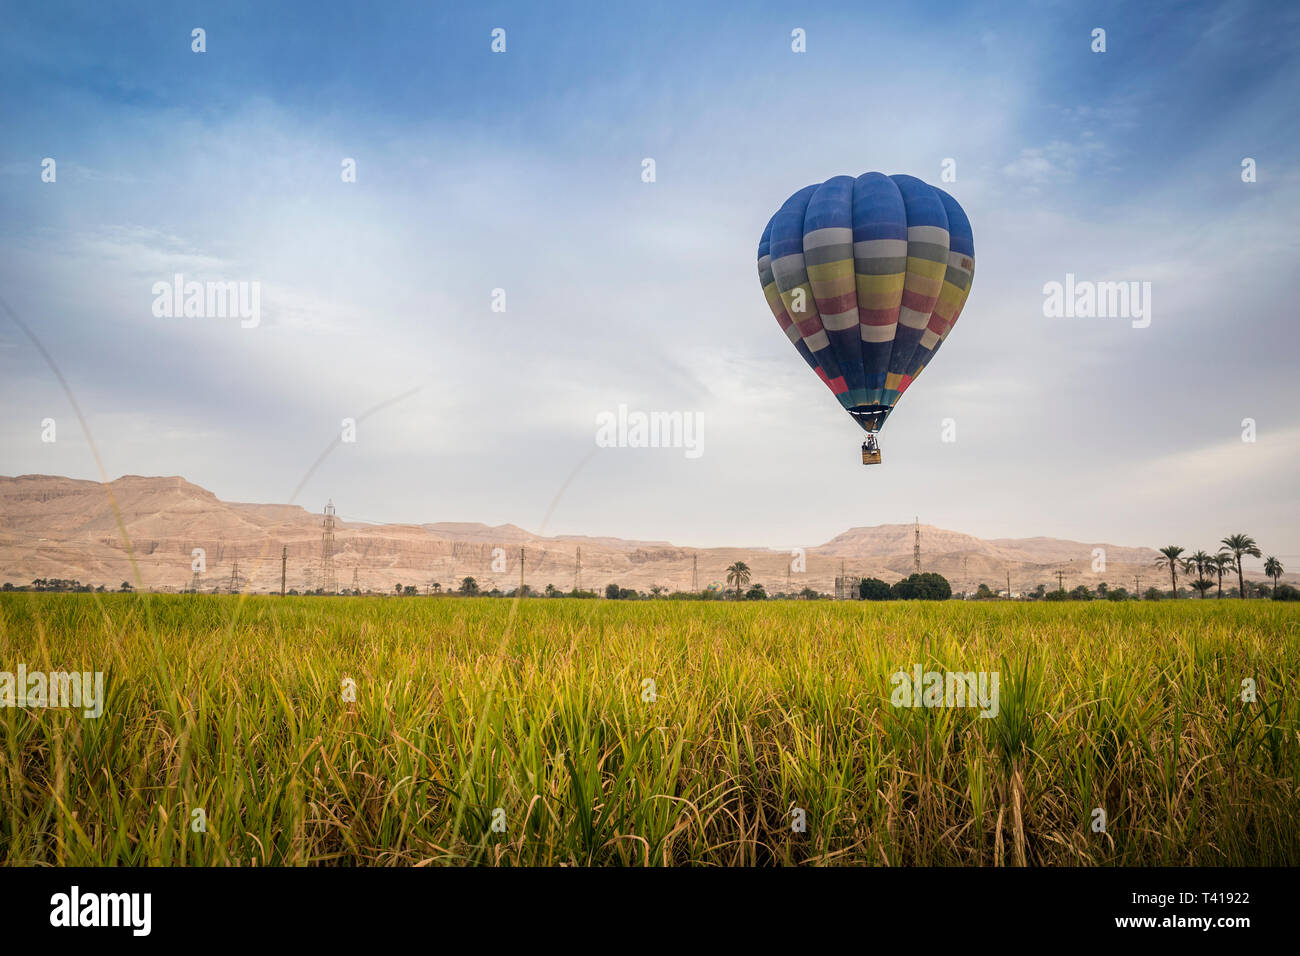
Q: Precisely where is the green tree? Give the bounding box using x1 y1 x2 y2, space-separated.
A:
725 561 751 599
1191 579 1213 598
459 576 479 595
1155 545 1184 598
745 583 766 600
892 572 952 600
974 583 995 599
858 577 892 600
1220 534 1262 598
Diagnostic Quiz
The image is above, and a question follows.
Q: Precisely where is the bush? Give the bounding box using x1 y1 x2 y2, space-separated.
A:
1044 589 1067 602
891 572 952 601
859 577 893 600
1143 587 1163 601
1274 584 1300 602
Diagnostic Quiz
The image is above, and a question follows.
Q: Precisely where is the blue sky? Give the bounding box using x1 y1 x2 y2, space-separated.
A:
1 0 1297 566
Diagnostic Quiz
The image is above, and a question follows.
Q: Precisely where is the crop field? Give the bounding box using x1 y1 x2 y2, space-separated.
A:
1 594 1297 866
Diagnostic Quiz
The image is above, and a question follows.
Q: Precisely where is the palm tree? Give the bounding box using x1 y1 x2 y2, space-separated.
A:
725 561 751 599
1155 545 1184 598
1186 550 1214 597
1220 534 1262 598
1264 556 1284 593
1214 552 1231 598
1191 579 1213 598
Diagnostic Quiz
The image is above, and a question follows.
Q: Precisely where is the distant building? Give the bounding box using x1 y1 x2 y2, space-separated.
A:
834 575 862 601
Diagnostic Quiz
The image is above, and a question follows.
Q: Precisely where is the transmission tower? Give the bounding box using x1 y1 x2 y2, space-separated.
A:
913 517 922 574
351 567 360 595
280 546 287 597
1055 569 1066 591
228 557 242 593
320 500 337 595
574 546 582 593
692 554 698 591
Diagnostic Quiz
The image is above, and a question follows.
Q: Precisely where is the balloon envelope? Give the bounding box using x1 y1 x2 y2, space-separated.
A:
757 173 974 433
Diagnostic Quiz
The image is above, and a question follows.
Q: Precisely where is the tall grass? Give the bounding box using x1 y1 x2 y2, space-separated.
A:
1 594 1297 865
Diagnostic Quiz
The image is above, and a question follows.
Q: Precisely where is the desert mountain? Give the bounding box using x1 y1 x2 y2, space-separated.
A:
1 474 1179 596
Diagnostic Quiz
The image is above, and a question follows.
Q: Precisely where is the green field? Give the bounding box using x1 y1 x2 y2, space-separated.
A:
1 594 1297 866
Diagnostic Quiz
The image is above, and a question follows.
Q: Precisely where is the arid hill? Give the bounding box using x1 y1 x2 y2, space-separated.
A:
0 474 1195 596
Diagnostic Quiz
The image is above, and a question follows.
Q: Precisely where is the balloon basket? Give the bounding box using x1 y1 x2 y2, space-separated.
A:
861 446 882 466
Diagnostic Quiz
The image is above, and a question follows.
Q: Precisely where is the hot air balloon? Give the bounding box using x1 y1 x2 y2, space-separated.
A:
757 173 974 465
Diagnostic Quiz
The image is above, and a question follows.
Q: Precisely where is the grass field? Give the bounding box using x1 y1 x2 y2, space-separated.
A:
1 594 1297 866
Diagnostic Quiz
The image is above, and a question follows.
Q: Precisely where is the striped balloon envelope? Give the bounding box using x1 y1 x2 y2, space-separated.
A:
757 172 974 453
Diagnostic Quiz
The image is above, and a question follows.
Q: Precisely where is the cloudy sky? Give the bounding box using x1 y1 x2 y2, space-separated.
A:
1 0 1297 565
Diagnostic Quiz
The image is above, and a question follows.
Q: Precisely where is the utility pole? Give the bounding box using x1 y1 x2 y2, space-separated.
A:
574 546 582 593
1055 569 1066 591
692 554 698 592
1006 569 1012 600
913 517 922 574
520 546 526 595
1134 574 1141 596
280 546 287 597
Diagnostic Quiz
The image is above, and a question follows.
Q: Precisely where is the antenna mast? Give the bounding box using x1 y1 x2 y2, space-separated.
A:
913 517 922 574
321 500 337 595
